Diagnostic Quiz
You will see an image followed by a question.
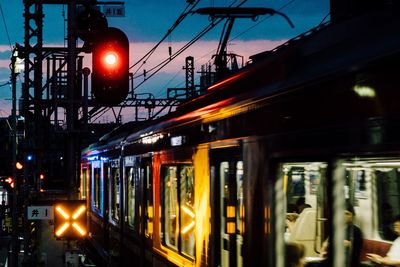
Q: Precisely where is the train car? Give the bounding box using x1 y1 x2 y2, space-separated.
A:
81 4 400 267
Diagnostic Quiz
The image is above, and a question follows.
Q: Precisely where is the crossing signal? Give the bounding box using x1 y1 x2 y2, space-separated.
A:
92 27 129 106
54 200 87 239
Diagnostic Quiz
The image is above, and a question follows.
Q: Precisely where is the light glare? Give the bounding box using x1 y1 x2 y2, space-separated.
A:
56 206 70 219
55 222 70 237
72 205 86 220
72 222 86 236
105 52 117 65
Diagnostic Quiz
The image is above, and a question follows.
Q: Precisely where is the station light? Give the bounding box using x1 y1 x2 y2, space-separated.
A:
16 162 23 170
92 27 129 106
0 176 14 189
54 200 87 239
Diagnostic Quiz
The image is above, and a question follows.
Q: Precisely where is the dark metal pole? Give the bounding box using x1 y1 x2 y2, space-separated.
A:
67 0 78 199
11 50 19 267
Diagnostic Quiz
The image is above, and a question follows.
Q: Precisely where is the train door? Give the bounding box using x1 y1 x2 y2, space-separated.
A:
275 161 328 267
109 159 121 260
332 157 400 265
140 156 153 266
80 162 90 200
103 161 110 253
210 146 243 267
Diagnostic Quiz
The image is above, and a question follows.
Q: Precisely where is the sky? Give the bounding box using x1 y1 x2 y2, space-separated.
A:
0 0 330 120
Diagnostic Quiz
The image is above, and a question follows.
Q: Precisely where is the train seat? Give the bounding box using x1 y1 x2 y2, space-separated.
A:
359 239 392 262
288 208 318 257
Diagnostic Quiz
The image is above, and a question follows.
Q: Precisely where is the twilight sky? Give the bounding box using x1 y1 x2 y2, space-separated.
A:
0 0 330 118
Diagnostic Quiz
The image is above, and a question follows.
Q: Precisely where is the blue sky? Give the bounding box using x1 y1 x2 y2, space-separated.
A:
0 0 330 118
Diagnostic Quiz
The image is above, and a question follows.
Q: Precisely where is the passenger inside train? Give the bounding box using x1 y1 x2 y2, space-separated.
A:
365 214 400 266
319 202 363 267
280 158 400 267
285 241 306 267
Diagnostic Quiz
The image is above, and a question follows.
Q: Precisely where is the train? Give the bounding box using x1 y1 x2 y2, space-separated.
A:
80 4 400 267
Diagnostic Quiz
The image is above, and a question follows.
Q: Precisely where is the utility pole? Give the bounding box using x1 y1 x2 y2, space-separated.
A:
10 48 19 267
66 0 79 199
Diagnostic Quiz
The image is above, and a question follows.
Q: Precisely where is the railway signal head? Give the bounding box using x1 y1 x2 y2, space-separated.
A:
92 27 129 106
54 200 87 239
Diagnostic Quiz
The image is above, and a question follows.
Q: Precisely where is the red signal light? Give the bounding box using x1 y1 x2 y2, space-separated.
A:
104 52 118 66
92 27 129 106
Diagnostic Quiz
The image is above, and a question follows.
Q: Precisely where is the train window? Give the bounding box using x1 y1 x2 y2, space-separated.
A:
91 161 104 216
375 163 400 241
180 165 195 257
125 165 138 229
163 166 179 250
93 167 100 210
218 159 244 267
80 163 89 200
142 160 153 238
277 162 328 262
338 158 400 242
161 164 195 258
110 160 120 222
237 161 244 235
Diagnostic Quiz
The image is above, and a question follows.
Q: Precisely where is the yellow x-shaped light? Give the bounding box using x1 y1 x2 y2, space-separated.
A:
55 204 87 237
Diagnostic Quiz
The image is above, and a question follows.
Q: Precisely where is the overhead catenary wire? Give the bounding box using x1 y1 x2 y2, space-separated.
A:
189 0 298 72
131 0 248 88
229 0 297 42
130 0 201 74
0 3 13 52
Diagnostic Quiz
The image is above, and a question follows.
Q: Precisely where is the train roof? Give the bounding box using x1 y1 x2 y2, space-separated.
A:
82 4 400 156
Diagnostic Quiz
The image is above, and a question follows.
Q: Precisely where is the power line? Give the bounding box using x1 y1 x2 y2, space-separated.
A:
0 81 11 87
0 3 13 51
130 0 201 73
131 0 248 88
229 0 298 42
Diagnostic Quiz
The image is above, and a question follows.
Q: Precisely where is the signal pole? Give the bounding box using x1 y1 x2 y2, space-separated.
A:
10 48 19 267
66 0 79 199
